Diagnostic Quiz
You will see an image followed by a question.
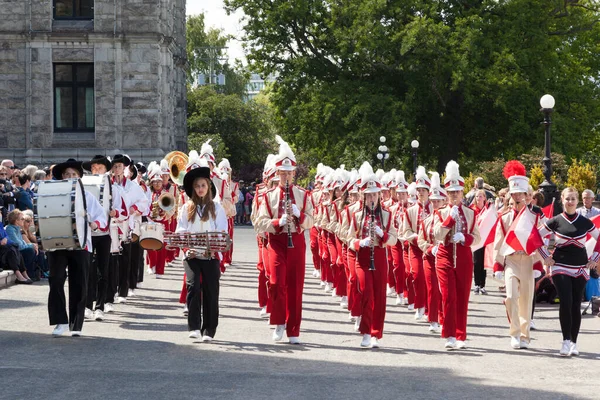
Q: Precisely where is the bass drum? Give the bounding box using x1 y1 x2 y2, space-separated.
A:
34 179 88 251
139 223 164 251
81 174 112 218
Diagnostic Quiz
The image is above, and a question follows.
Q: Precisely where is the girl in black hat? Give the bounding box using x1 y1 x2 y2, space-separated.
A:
176 165 228 342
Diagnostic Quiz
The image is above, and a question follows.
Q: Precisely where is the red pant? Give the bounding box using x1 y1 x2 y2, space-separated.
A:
347 249 361 317
147 247 167 275
223 217 234 265
409 244 427 309
320 231 331 284
256 236 268 308
386 247 395 290
423 254 443 325
166 218 177 264
356 246 387 339
310 227 321 271
390 241 406 295
403 242 414 303
436 243 473 341
327 233 339 290
335 239 347 297
267 232 306 338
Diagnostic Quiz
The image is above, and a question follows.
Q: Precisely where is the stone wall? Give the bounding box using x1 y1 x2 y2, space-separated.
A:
0 0 187 165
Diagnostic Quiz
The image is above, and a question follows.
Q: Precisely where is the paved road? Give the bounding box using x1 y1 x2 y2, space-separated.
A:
1 226 599 399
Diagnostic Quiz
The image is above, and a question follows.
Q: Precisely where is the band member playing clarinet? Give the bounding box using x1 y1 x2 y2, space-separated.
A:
176 159 228 342
255 136 314 345
433 161 479 351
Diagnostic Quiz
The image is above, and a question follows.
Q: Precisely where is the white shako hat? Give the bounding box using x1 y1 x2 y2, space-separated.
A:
184 150 208 173
503 160 529 194
315 163 325 183
332 166 348 191
429 171 447 200
380 172 392 190
218 158 231 173
274 135 297 171
147 161 162 182
321 172 334 193
387 169 398 188
415 165 431 190
359 162 382 194
263 154 276 179
407 182 417 204
443 160 465 191
159 159 170 175
347 169 360 194
375 169 385 182
396 170 408 193
199 139 216 164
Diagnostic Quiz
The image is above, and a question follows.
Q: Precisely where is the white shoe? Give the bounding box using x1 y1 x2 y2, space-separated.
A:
456 340 467 349
349 313 357 322
569 342 579 356
52 324 69 337
324 283 332 293
520 339 530 349
155 274 162 279
414 307 426 321
115 296 127 304
402 297 409 305
272 324 285 341
444 337 457 350
360 334 372 348
166 262 173 267
510 336 521 349
428 322 440 333
354 316 362 332
127 289 135 297
288 336 300 345
183 304 189 315
202 335 213 342
104 303 114 313
560 340 571 356
395 294 403 305
94 310 105 321
312 269 320 278
71 331 82 337
340 296 348 308
386 285 395 296
259 307 269 318
529 320 537 331
84 308 93 320
189 330 200 339
370 337 380 348
331 288 338 298
407 303 415 311
136 282 144 289
224 263 231 269
319 281 326 287
147 268 155 275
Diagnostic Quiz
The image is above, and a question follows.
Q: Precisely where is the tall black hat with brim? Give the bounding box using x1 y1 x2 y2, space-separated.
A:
135 162 147 175
128 164 138 181
52 158 83 180
82 155 112 172
111 154 131 167
183 166 216 199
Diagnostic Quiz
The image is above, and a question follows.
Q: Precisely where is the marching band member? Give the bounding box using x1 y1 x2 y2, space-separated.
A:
82 155 123 321
255 136 314 344
389 170 410 306
433 161 480 350
48 159 108 337
219 158 237 268
176 159 228 342
147 164 171 278
417 172 446 334
159 159 179 267
402 166 432 320
327 168 349 305
309 164 325 279
319 174 334 293
134 162 149 288
347 163 397 348
127 163 149 295
382 171 398 296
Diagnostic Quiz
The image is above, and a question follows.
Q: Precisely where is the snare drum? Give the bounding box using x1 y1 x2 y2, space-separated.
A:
139 223 164 250
34 179 88 251
81 174 112 218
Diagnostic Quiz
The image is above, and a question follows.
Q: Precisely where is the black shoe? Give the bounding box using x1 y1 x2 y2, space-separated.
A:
16 279 33 285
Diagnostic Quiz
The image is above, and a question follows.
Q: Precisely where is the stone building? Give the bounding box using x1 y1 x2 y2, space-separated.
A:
0 0 187 166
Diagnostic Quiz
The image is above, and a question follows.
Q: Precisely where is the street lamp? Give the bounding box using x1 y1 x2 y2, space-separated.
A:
538 94 560 213
377 136 389 169
411 140 419 181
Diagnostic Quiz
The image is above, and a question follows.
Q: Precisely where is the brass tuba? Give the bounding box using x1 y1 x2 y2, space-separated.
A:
165 151 188 186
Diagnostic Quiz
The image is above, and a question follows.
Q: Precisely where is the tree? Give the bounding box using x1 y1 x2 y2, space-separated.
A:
566 159 596 194
225 0 600 172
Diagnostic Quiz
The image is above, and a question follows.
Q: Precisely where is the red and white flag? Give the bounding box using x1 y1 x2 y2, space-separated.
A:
541 198 555 219
500 206 544 256
585 214 600 257
471 203 498 251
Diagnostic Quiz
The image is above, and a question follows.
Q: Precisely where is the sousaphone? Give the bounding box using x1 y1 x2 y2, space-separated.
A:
165 151 188 186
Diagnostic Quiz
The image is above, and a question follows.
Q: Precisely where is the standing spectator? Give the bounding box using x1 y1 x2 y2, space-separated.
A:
6 209 38 280
577 189 600 219
244 188 254 225
235 183 244 225
15 173 33 211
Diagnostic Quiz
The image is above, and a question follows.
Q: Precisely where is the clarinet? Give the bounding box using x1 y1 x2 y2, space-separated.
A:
285 181 294 249
452 205 462 269
369 201 376 271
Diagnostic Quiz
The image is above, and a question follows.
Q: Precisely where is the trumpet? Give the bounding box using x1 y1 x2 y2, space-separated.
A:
163 231 232 258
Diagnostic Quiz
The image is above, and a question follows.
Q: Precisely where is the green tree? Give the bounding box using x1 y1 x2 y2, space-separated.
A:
566 159 596 194
225 0 600 172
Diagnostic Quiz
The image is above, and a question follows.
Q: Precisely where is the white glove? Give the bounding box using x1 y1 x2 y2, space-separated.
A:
494 271 503 280
452 232 465 243
431 245 439 257
291 204 301 218
359 237 371 248
450 205 460 219
374 226 384 238
279 214 288 226
533 270 542 279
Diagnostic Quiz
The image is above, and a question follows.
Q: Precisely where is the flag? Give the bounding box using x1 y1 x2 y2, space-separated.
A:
585 214 600 258
471 203 498 251
500 206 544 256
541 198 555 219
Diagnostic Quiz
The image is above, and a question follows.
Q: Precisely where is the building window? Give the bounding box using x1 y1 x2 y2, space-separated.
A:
54 63 95 132
54 0 94 19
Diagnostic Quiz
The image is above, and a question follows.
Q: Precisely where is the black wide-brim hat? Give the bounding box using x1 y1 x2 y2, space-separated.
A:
82 155 112 172
135 162 147 175
183 166 217 199
112 154 131 167
128 164 138 181
52 158 84 180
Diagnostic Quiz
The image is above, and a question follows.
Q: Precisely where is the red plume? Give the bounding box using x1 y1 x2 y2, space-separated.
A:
503 160 526 179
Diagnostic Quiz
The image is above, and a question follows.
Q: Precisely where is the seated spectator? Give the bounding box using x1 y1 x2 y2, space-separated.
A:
22 210 48 278
6 209 38 280
0 219 32 284
15 173 33 211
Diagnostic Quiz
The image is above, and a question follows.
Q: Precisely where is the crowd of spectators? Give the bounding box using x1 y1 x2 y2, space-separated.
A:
235 181 256 225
